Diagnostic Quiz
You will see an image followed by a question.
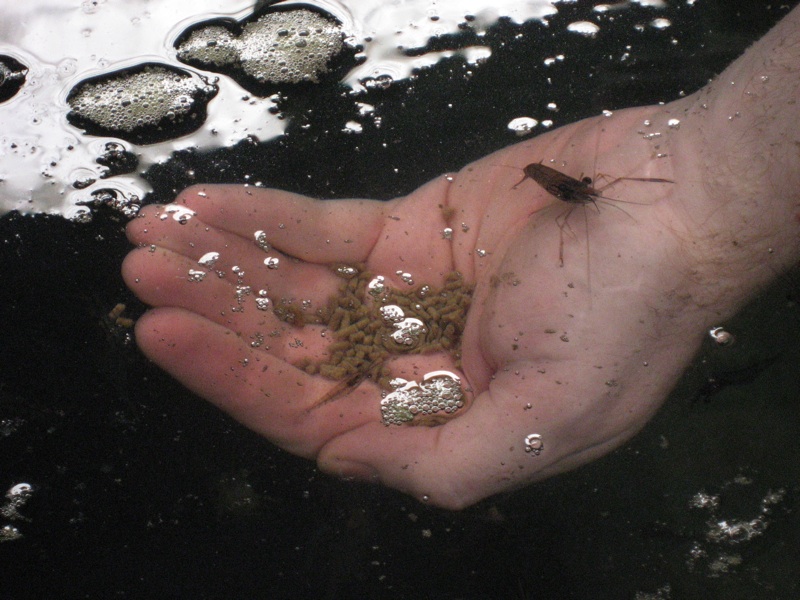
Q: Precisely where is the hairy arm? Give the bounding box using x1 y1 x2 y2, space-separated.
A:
669 4 800 304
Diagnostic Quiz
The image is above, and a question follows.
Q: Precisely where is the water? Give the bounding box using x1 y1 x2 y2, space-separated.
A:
1 0 799 598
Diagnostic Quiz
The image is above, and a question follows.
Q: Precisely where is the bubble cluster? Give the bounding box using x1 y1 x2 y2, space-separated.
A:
176 9 345 89
381 372 465 426
685 475 788 577
253 230 271 252
66 64 218 144
1 482 33 542
160 203 196 223
198 251 220 269
187 269 207 282
524 433 544 455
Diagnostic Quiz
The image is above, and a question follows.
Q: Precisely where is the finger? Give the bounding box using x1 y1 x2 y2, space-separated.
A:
134 307 379 457
122 245 333 364
177 184 388 264
126 204 345 305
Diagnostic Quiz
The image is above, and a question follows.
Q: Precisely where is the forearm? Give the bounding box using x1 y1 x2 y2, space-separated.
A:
668 4 800 303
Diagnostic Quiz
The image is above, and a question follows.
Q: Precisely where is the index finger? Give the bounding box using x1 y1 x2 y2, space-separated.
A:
177 184 388 264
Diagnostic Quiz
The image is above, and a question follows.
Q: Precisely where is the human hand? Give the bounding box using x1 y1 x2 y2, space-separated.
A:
121 104 684 508
123 3 800 508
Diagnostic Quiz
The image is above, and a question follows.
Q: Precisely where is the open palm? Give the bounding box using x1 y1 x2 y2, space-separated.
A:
123 59 794 508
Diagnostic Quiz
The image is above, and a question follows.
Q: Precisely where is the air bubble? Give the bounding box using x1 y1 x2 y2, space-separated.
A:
336 265 358 278
264 256 280 269
187 269 207 282
381 371 464 425
161 203 196 223
367 275 386 297
389 318 426 347
198 251 220 268
708 326 735 347
254 230 271 251
380 304 405 324
650 18 671 29
396 271 414 285
566 21 600 37
507 117 538 136
524 433 544 455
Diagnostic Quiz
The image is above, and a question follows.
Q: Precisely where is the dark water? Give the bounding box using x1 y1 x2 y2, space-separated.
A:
1 1 799 598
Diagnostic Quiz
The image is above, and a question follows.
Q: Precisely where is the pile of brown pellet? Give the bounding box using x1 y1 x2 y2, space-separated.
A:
292 265 473 390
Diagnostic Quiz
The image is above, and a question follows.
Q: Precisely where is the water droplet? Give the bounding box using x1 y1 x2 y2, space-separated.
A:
524 433 544 455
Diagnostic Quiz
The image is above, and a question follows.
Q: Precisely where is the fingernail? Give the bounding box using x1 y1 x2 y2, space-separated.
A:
333 459 379 482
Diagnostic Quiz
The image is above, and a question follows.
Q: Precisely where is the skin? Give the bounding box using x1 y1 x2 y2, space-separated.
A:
122 6 800 509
